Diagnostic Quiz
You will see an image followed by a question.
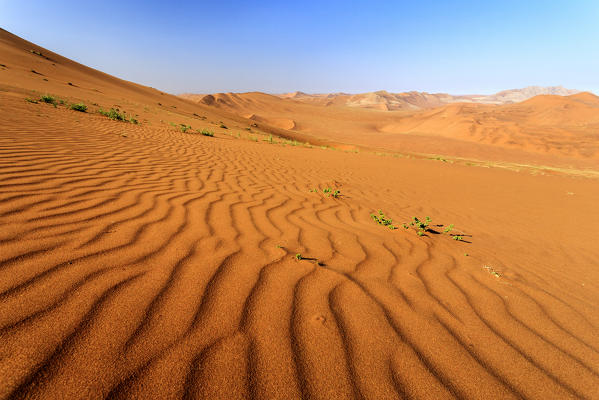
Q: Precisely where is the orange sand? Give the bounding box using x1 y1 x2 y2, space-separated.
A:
1 29 599 399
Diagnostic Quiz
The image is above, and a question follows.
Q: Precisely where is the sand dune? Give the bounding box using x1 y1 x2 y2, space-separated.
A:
1 28 599 400
183 90 599 166
380 93 599 159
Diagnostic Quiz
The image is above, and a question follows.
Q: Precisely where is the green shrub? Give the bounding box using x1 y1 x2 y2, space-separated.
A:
201 128 214 137
70 103 87 112
40 94 56 106
98 108 138 123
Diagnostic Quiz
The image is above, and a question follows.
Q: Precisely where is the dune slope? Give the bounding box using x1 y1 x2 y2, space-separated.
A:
1 29 599 400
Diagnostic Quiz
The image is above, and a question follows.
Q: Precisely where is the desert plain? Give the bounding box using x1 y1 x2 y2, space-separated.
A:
0 28 598 399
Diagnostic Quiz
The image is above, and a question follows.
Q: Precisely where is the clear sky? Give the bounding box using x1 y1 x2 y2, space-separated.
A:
1 0 598 95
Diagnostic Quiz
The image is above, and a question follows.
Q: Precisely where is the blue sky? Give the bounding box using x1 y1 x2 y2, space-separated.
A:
1 1 598 94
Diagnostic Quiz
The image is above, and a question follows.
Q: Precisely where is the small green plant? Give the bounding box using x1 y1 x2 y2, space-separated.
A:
40 94 57 106
219 123 228 129
309 188 318 193
25 97 38 104
322 187 341 198
265 134 274 143
295 253 303 261
179 124 192 133
98 108 127 121
371 209 396 230
483 265 501 277
409 216 433 236
201 128 214 137
452 235 463 241
443 224 454 233
70 103 87 112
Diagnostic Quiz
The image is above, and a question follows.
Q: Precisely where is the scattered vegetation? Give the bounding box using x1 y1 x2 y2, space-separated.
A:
40 94 57 106
322 187 341 198
371 210 397 230
408 216 433 236
98 108 138 124
179 124 192 133
483 265 501 278
201 128 214 137
99 108 126 121
25 97 38 104
70 103 87 112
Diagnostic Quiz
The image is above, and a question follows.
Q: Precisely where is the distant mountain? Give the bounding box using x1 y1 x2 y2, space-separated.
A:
471 86 580 104
274 86 582 111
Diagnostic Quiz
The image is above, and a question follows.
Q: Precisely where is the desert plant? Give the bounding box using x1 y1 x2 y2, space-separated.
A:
98 108 127 121
70 103 87 112
371 209 396 230
201 128 214 137
219 123 228 129
40 94 57 106
443 224 454 233
179 124 192 133
25 97 38 104
408 216 433 236
295 253 303 260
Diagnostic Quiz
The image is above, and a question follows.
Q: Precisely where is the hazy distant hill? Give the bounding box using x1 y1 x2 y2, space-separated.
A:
272 86 582 111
